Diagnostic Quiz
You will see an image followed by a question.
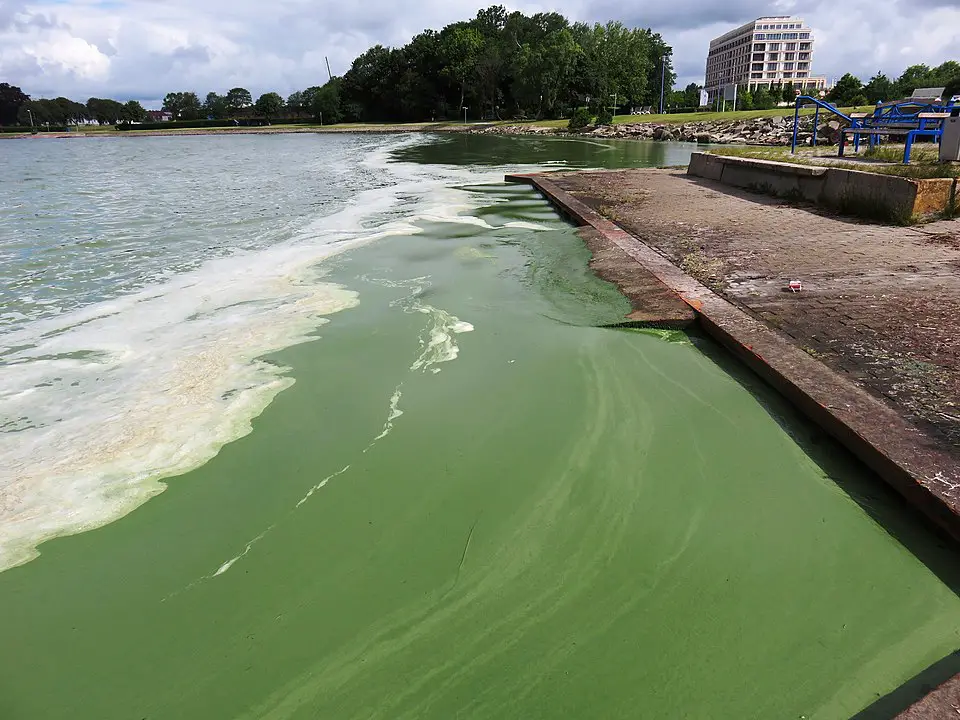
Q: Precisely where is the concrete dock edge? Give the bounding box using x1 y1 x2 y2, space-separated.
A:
506 169 960 719
505 171 960 541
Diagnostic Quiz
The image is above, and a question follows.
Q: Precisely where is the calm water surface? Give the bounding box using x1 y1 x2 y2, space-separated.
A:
0 132 958 719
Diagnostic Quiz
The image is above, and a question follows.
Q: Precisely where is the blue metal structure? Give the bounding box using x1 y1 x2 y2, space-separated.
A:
791 95 959 163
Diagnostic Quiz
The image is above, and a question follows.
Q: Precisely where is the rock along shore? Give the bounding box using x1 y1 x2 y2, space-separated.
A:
469 114 839 146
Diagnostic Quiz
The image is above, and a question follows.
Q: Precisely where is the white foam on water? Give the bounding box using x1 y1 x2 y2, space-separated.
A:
294 464 352 509
410 307 475 372
213 526 275 577
371 386 404 444
0 134 558 574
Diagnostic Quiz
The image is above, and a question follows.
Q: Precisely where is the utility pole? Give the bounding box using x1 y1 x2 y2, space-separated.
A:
659 55 667 114
325 57 332 81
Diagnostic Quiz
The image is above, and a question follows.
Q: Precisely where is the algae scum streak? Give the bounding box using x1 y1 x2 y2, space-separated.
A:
1 133 958 719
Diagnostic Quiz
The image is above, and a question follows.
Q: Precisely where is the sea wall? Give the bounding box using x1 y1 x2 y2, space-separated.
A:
472 115 829 146
687 152 957 222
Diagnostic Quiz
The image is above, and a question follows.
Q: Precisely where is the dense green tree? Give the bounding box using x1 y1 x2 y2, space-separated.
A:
862 73 893 103
328 6 672 122
87 97 126 124
945 76 960 100
203 92 229 119
440 25 483 112
781 82 796 103
512 27 579 117
162 91 202 120
122 100 148 123
0 82 28 125
286 91 305 117
683 82 702 108
827 73 864 105
752 86 775 110
16 97 86 125
308 79 342 123
225 87 252 115
255 92 284 119
737 88 754 110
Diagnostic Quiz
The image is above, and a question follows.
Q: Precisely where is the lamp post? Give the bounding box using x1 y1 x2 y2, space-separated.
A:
659 55 667 115
27 108 34 129
462 106 468 124
610 93 618 117
319 111 323 126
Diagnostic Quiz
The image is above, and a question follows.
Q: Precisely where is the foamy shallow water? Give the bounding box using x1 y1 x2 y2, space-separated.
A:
0 133 548 572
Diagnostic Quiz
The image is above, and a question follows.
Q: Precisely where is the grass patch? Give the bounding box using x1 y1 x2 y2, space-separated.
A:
679 251 725 288
504 106 872 128
707 145 960 180
834 192 915 225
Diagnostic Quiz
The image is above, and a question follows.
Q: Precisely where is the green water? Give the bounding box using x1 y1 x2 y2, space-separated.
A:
1 136 959 720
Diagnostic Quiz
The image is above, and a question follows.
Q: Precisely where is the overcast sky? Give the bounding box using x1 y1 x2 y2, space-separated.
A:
1 0 958 106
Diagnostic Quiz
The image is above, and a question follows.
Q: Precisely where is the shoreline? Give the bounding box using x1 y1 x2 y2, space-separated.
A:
0 113 816 146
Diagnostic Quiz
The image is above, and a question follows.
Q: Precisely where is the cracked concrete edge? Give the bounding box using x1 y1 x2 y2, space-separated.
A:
507 170 960 717
505 171 960 542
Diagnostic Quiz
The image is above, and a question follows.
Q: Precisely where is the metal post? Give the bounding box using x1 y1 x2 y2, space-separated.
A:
462 106 468 124
27 108 34 129
659 55 666 114
791 99 800 153
320 111 323 126
812 104 820 147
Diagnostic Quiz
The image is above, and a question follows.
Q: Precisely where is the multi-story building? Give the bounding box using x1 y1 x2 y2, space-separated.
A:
704 16 828 103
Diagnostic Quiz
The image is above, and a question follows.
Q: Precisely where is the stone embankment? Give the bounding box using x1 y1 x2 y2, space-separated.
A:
473 115 846 146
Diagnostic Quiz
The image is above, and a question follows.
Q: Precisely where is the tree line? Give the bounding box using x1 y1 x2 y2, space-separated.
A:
826 62 960 106
3 12 959 130
1 6 676 127
0 85 150 126
318 6 675 123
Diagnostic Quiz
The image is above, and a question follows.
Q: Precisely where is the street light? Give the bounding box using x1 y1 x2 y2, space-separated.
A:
26 108 34 129
659 55 667 114
610 93 618 117
462 106 468 124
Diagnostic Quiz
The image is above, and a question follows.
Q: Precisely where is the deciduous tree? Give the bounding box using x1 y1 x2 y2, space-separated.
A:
255 92 284 119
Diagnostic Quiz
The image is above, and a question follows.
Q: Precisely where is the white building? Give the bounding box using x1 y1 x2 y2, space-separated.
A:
704 16 828 103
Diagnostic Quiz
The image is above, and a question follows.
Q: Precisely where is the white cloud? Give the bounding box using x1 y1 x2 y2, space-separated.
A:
0 0 957 104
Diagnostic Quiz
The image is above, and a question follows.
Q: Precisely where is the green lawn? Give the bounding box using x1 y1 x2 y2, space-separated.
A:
502 106 874 128
707 145 959 179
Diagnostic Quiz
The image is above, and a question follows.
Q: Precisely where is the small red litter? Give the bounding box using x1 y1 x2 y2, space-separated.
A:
789 280 802 292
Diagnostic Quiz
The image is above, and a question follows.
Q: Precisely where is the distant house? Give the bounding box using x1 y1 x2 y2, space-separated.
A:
146 111 173 122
